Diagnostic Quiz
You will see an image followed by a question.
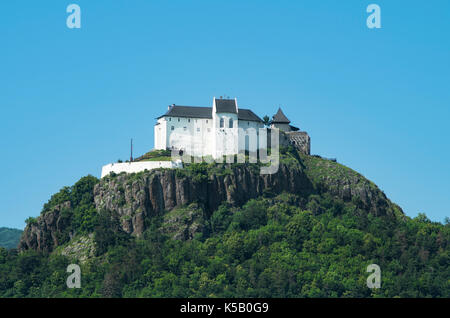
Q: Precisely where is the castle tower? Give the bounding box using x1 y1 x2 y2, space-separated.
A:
212 97 239 159
271 107 292 132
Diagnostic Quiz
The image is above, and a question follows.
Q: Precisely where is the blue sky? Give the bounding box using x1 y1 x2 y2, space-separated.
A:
0 0 449 229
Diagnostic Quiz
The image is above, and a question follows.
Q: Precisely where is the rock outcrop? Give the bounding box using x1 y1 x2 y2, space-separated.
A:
93 162 313 236
60 234 96 263
301 155 393 217
19 153 399 252
19 201 73 252
280 131 311 155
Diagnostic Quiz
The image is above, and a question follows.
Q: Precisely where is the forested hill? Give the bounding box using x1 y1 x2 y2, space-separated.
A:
0 148 448 297
0 228 22 249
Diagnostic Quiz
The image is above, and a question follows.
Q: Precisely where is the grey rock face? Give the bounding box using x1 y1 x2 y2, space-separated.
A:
94 163 314 236
278 131 311 155
19 155 397 252
161 203 205 241
286 132 311 155
19 201 72 252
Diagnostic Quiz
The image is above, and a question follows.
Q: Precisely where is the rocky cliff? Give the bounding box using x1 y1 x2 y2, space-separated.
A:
93 161 313 236
19 151 400 252
19 201 72 252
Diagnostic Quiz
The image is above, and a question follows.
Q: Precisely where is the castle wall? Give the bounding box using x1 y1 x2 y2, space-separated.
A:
268 130 310 155
282 131 311 155
160 119 282 157
101 161 182 178
213 112 239 158
271 123 291 132
155 112 300 158
165 117 213 156
237 124 266 156
154 118 167 150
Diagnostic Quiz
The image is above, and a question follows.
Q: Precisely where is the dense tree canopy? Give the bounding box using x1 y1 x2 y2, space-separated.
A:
1 190 448 298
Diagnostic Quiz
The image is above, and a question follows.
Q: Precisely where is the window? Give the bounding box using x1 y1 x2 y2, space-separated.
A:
169 118 171 121
183 126 187 131
188 119 190 123
206 120 208 123
248 121 249 126
196 127 200 132
229 118 233 128
207 128 211 132
178 118 180 122
220 118 224 128
171 126 174 131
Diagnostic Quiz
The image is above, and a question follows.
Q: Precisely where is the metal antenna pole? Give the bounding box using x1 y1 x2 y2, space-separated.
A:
130 138 133 162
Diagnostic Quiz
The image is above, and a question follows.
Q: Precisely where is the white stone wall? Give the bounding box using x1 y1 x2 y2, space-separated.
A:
239 121 266 153
213 112 239 158
154 97 265 159
166 117 213 157
101 160 182 178
271 123 291 132
155 116 265 158
154 118 168 150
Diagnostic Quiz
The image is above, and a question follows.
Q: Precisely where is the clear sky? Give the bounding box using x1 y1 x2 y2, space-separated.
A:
0 0 449 229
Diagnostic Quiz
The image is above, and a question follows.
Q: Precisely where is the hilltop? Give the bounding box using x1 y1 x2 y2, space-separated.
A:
0 147 448 297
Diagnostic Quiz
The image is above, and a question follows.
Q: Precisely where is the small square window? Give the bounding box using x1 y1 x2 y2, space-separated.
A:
196 128 200 132
171 126 174 131
183 127 187 131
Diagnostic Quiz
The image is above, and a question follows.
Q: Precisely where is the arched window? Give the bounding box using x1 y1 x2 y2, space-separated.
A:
229 118 233 128
220 118 224 128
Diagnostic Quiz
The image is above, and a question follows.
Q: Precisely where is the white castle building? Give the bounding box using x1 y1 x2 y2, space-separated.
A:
154 97 298 158
101 97 308 178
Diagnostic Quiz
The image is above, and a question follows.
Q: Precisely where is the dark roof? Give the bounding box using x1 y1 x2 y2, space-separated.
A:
157 105 262 122
289 125 299 131
272 108 290 123
157 105 212 119
215 98 237 113
238 109 263 122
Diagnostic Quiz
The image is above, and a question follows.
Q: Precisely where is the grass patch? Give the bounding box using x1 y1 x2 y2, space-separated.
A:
134 149 173 162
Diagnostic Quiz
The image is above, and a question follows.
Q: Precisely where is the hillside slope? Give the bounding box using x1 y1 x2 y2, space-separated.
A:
1 148 448 297
0 228 22 249
18 150 397 252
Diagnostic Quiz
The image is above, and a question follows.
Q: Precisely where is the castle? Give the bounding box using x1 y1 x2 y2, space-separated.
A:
101 97 310 178
154 97 310 158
